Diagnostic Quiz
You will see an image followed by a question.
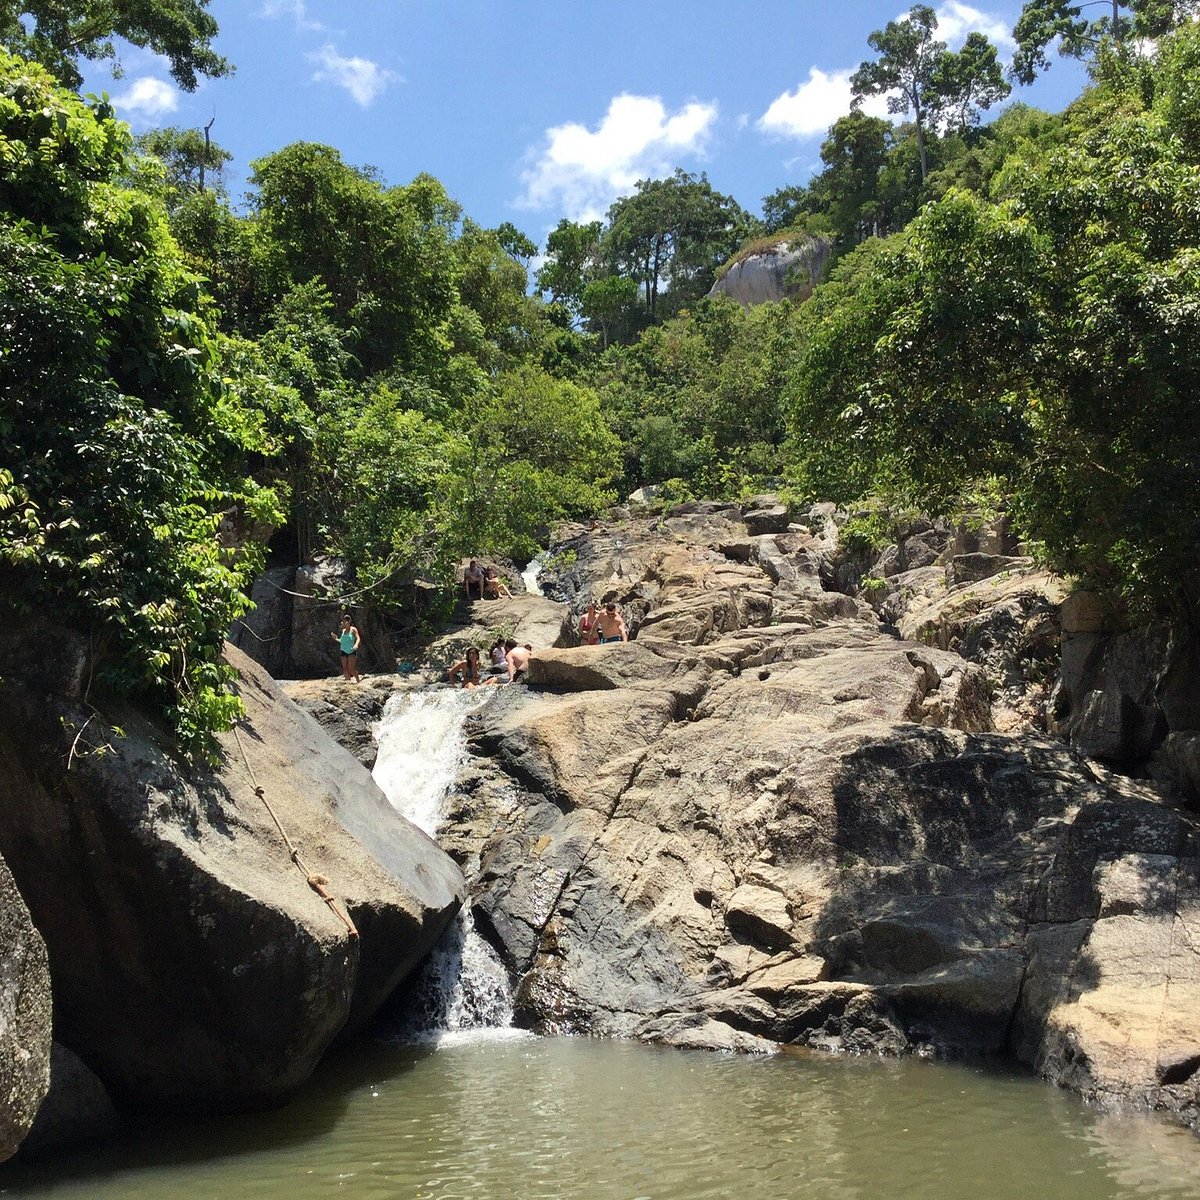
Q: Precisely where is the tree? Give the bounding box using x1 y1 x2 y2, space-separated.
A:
814 112 894 243
249 145 458 377
792 22 1200 609
0 0 230 90
0 50 275 753
133 123 232 207
535 218 603 317
604 169 757 322
929 32 1012 133
851 4 945 180
1011 1 1200 84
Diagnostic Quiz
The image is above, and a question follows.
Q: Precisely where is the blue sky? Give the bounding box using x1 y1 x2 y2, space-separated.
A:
86 1 1089 242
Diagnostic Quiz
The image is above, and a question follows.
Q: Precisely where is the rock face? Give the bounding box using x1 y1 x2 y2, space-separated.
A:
230 558 397 680
708 237 834 307
0 854 51 1162
0 637 463 1114
425 510 1200 1132
1055 602 1200 770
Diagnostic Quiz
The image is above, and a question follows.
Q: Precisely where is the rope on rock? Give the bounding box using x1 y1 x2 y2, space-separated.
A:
231 724 360 941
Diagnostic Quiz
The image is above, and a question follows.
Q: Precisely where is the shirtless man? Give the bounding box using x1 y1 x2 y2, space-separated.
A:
596 602 628 644
506 641 533 683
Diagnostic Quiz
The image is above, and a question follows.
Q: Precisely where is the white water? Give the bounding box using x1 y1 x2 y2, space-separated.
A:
521 550 548 596
372 686 515 1037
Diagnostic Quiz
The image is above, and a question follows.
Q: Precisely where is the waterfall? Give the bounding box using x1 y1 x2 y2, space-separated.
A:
372 687 516 1039
521 550 548 597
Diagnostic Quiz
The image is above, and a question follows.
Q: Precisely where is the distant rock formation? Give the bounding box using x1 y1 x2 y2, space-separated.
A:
0 633 463 1118
708 236 834 307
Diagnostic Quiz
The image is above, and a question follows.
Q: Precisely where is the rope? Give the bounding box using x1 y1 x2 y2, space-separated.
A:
231 724 360 941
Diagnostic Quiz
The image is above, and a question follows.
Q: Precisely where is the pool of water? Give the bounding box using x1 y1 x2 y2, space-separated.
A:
4 1034 1199 1200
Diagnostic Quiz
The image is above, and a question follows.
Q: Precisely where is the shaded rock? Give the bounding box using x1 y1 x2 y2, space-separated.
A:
19 1044 120 1158
282 674 403 769
0 855 51 1163
947 553 1033 586
1165 732 1200 803
743 505 790 536
290 558 395 677
228 565 295 679
1056 618 1200 768
0 636 462 1114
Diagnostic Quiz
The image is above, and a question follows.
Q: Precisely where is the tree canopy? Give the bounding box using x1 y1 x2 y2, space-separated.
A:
0 0 230 89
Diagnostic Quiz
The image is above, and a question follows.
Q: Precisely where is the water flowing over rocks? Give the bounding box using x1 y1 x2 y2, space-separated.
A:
0 635 463 1118
0 853 51 1162
411 504 1200 1132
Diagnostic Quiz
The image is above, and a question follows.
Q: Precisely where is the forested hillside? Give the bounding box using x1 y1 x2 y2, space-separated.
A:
3 0 1199 751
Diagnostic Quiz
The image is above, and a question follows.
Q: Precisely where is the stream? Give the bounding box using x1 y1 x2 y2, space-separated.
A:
6 687 1200 1198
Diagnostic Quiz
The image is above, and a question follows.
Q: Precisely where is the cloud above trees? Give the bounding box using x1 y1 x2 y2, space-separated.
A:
111 77 180 122
518 94 718 221
757 2 1011 141
307 45 399 107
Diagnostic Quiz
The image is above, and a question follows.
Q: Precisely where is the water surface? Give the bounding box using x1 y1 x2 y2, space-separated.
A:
5 1035 1199 1200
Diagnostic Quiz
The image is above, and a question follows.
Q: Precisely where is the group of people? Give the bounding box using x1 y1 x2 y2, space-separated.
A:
336 584 630 690
448 638 532 689
578 601 628 645
463 559 512 601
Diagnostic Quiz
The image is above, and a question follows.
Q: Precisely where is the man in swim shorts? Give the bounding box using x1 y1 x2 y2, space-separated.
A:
596 602 627 644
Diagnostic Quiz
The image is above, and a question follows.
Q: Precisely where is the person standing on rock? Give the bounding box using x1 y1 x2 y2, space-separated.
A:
332 614 361 682
596 602 628 644
579 602 600 646
464 559 485 601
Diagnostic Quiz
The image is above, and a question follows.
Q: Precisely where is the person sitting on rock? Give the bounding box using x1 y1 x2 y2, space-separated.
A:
484 566 513 599
579 602 600 646
505 641 532 683
489 638 508 670
464 559 485 601
448 645 485 689
596 602 628 644
331 614 361 682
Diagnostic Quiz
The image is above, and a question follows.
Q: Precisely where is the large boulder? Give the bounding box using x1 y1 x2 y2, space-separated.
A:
0 636 463 1113
707 236 834 307
0 854 51 1162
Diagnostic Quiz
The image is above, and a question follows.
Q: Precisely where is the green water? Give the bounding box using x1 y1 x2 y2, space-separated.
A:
4 1033 1199 1200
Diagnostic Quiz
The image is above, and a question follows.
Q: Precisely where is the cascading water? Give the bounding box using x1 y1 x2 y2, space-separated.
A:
521 550 548 597
372 687 516 1038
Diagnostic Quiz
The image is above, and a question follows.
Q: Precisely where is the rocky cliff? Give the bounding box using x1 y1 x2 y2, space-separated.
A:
0 634 464 1126
305 501 1200 1133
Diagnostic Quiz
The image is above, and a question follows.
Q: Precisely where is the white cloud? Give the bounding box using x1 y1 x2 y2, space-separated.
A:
308 45 399 107
758 68 890 140
517 93 718 221
933 2 1014 48
111 77 180 121
258 0 327 32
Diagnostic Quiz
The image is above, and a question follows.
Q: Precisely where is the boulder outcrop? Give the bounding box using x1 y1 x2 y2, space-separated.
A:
0 636 463 1115
0 854 51 1162
441 511 1200 1133
708 237 834 307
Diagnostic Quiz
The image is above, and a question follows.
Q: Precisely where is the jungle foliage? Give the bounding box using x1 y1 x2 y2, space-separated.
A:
5 3 1200 751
